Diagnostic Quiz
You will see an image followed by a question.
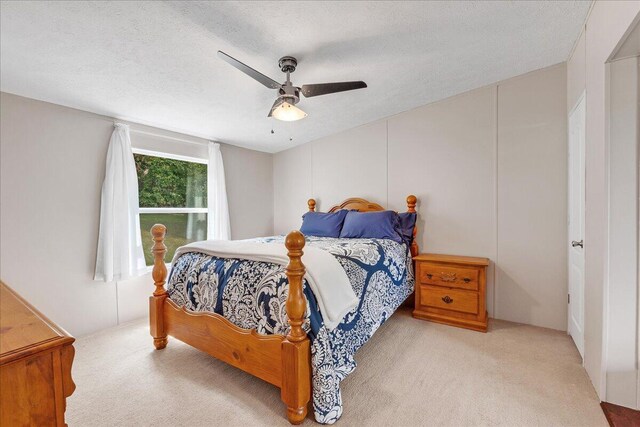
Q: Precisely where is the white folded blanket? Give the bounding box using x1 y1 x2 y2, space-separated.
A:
172 239 359 330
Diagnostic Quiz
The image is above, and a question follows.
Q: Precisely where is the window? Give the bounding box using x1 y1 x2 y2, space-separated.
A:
134 149 207 265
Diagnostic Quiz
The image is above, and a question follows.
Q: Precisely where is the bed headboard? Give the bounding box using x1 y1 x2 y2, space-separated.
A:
306 195 419 256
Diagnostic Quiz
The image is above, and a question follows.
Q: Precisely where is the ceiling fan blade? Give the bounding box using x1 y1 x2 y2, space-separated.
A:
267 98 284 117
301 81 367 98
217 51 281 89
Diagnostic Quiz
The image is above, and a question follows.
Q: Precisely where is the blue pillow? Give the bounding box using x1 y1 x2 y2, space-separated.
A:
339 210 403 243
398 212 417 247
300 210 348 238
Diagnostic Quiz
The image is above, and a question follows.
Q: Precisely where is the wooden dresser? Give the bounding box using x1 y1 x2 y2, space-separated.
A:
412 254 489 332
0 282 76 426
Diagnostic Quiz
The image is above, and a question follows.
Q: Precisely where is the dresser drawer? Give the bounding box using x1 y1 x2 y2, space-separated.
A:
419 285 479 315
419 264 479 291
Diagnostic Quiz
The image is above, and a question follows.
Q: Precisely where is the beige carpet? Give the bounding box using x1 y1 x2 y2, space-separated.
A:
66 307 607 426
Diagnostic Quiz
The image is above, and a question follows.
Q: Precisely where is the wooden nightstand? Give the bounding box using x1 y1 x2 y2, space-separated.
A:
412 254 489 332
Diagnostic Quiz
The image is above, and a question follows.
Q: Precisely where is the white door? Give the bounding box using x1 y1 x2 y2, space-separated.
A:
568 92 586 358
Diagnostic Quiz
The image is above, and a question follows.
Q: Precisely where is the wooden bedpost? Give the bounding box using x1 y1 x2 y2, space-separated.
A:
149 224 168 350
307 199 316 212
281 230 311 424
406 194 417 213
407 195 419 257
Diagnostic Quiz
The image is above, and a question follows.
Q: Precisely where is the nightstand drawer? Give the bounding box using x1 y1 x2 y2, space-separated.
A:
419 264 479 291
419 285 479 315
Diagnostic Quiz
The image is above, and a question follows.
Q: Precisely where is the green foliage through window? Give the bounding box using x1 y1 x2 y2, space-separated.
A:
134 154 207 208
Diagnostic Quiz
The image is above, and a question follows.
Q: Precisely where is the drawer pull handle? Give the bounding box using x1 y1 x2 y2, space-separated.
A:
463 278 471 283
442 296 454 304
441 272 457 282
426 273 433 279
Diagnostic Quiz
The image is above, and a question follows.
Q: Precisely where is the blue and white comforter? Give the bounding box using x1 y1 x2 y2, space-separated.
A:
166 235 414 424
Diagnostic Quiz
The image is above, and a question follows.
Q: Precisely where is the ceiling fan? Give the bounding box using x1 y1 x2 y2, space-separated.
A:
217 51 367 121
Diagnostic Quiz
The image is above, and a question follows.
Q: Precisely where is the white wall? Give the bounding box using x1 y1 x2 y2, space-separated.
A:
0 92 274 336
387 86 498 316
274 64 568 331
496 66 568 329
566 0 640 401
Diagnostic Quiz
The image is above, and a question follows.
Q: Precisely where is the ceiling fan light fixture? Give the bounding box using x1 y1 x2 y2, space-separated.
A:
271 101 307 121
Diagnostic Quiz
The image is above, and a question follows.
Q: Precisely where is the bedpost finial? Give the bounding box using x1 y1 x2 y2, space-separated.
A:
285 230 306 252
406 195 417 213
151 223 166 240
307 199 316 212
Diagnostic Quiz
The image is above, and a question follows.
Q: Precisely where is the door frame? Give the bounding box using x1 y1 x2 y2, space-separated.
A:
603 56 639 409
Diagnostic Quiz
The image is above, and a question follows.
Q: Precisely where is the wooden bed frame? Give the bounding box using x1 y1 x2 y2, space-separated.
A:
149 195 418 424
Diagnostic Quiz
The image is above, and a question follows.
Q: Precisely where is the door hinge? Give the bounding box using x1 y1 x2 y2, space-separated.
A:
568 294 570 304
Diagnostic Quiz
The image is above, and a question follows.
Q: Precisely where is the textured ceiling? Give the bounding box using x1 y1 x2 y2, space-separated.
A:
0 1 591 153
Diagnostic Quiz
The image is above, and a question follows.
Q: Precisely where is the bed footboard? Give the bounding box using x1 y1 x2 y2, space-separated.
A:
148 226 311 424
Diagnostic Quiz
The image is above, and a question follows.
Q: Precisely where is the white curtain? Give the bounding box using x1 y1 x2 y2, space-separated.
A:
94 123 146 282
207 142 231 240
